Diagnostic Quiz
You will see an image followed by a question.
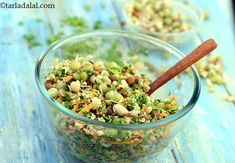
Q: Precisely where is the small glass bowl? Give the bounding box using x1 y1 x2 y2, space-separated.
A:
35 30 200 162
121 0 203 46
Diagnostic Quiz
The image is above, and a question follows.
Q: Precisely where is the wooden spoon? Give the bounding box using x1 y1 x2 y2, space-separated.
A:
148 39 217 96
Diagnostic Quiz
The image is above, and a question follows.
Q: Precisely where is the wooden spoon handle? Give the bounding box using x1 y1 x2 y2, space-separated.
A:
148 39 217 96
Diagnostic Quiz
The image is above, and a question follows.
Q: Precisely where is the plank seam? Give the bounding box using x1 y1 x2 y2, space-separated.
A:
172 140 185 163
170 149 179 163
111 1 125 29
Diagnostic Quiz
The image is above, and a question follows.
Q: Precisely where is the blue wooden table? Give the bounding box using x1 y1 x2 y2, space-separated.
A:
0 0 234 162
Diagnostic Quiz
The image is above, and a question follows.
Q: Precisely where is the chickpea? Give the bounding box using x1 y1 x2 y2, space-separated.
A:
48 88 58 98
70 81 80 93
113 104 129 116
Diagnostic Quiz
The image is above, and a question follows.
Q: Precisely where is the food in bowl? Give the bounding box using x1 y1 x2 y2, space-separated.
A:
126 0 192 33
45 56 179 123
45 56 179 161
123 0 202 45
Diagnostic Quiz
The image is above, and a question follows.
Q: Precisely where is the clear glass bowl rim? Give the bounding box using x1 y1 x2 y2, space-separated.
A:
35 30 201 130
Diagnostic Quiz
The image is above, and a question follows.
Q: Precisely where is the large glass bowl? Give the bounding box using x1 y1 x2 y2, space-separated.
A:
35 30 200 162
121 0 203 46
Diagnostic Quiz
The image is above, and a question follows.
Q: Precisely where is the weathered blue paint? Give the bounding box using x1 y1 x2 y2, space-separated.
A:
0 0 234 162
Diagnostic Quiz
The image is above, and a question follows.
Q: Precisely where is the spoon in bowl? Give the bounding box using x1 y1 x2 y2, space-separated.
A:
148 39 217 96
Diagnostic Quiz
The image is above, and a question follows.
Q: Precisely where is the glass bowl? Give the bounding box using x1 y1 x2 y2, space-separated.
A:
35 30 200 162
121 0 203 46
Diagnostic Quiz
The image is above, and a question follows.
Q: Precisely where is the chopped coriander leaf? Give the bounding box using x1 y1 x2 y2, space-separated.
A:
18 21 24 26
47 32 64 45
86 70 94 76
63 16 87 28
23 33 41 49
23 33 36 42
93 20 103 29
35 18 42 23
100 3 106 9
83 4 92 12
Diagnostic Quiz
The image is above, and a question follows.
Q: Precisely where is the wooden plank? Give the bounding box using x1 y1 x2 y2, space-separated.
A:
0 3 63 163
194 0 235 94
0 0 234 162
112 1 185 162
113 0 235 162
0 0 120 162
174 90 235 162
36 1 120 162
172 0 235 162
